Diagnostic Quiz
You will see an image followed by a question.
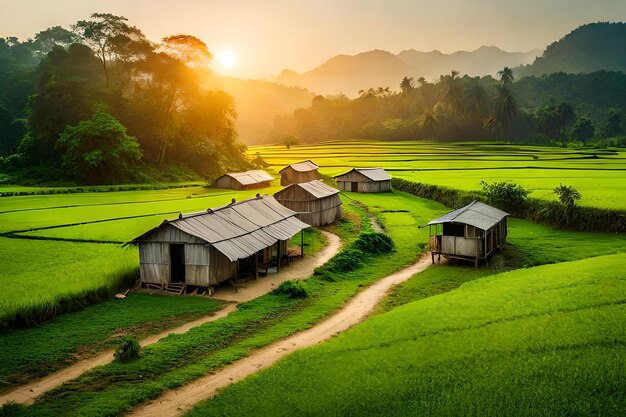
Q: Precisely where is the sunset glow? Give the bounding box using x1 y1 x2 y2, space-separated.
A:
216 49 237 70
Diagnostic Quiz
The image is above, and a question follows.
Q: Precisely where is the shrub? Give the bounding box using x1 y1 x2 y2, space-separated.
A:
271 280 308 299
480 180 529 212
353 232 395 254
323 248 365 274
114 336 141 362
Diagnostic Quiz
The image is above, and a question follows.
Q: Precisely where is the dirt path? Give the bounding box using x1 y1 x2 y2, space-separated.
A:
0 231 341 407
212 231 341 303
129 253 431 417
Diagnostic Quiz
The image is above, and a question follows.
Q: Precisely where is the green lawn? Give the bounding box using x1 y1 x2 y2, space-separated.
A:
251 141 626 209
0 294 223 392
188 253 626 417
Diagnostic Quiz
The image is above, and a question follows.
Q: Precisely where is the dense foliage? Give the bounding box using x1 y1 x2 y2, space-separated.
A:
0 13 251 184
269 68 626 145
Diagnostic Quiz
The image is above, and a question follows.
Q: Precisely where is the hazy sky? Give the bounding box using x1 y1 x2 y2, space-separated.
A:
1 0 625 78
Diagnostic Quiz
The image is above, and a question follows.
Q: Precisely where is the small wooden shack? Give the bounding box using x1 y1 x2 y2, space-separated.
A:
130 195 310 294
279 160 321 186
215 170 274 190
274 180 342 227
334 167 392 193
421 201 508 268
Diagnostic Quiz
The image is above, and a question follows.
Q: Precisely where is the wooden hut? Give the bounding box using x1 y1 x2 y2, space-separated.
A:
274 180 342 227
130 195 310 294
279 160 321 186
334 167 392 193
215 170 273 190
421 201 508 268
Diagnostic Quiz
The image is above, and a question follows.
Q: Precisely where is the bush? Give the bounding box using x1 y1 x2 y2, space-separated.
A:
353 232 395 254
114 336 141 362
480 180 529 213
271 280 308 299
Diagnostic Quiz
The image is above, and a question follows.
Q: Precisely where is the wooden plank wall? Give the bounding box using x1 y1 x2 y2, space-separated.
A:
281 168 321 186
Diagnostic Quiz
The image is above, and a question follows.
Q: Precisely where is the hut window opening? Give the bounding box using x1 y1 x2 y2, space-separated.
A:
442 223 464 237
169 244 186 283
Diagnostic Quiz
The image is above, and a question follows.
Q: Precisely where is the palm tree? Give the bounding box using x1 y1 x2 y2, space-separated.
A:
485 84 517 141
400 76 415 94
420 112 439 140
463 78 487 117
497 67 514 88
442 70 462 111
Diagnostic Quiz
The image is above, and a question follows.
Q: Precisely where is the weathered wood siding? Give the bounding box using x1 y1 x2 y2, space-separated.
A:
441 236 482 257
336 171 391 193
137 224 241 287
275 187 342 227
139 242 170 284
280 168 321 186
184 244 210 286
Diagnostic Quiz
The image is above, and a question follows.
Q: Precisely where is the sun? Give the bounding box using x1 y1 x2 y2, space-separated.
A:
216 49 237 69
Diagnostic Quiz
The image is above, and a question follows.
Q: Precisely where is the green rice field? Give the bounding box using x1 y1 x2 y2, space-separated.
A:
188 252 626 417
251 141 626 209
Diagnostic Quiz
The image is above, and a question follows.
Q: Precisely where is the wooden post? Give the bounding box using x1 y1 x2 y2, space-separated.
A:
300 229 304 257
276 241 281 272
475 237 479 269
254 252 259 280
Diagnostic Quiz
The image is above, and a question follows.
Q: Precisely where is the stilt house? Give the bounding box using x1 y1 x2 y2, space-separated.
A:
421 201 508 268
274 180 342 227
279 160 321 186
215 170 274 190
334 167 392 193
130 195 310 293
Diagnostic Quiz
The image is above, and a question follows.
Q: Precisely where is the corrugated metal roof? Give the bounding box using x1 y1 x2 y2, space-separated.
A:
279 160 319 173
422 201 509 231
133 196 310 261
335 167 392 181
218 170 274 185
276 180 340 199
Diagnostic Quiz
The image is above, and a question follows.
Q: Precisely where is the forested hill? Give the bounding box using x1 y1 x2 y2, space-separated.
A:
517 22 626 77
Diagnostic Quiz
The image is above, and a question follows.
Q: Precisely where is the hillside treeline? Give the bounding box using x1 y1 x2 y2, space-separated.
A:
269 70 626 145
0 13 250 184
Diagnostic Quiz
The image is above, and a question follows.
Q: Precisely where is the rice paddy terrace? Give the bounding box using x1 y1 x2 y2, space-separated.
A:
1 141 625 416
251 141 626 209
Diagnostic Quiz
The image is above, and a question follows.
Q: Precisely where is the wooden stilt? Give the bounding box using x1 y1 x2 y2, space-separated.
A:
300 230 304 257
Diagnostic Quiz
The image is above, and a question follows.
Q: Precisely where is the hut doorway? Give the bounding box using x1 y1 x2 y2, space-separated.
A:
169 244 186 283
350 182 358 192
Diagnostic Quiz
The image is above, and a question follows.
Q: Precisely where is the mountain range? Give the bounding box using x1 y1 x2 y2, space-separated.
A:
274 46 540 97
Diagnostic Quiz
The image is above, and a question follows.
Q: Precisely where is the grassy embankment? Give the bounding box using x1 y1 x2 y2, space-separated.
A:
252 140 626 209
1 193 439 417
188 252 626 416
0 294 223 392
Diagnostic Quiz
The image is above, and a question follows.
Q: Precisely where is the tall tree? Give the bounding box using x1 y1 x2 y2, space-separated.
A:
72 13 146 87
400 76 415 94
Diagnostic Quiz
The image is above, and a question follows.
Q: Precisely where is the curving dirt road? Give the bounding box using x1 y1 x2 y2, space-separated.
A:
0 231 341 407
129 253 431 417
